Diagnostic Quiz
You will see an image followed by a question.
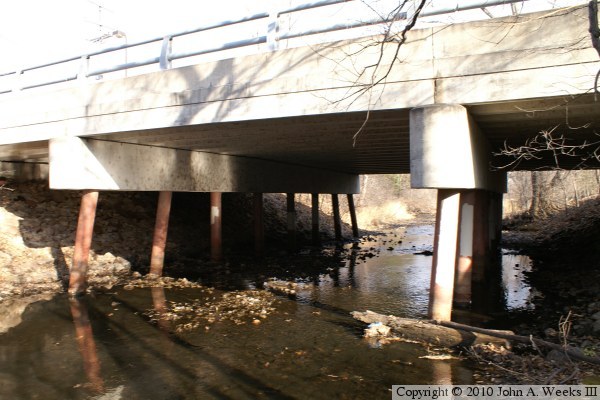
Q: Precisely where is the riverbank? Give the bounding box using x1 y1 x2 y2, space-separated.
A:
502 197 600 338
492 197 600 383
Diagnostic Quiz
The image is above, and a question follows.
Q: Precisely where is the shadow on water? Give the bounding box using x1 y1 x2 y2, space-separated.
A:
0 224 542 399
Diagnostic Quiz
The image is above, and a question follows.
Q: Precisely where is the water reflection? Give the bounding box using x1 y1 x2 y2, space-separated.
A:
69 298 104 394
502 254 537 310
432 361 453 385
150 286 172 332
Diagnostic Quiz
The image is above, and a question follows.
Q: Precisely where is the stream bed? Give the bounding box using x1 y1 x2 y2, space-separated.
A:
0 225 536 399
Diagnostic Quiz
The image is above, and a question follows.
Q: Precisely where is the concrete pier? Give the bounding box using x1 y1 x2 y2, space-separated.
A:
411 105 506 320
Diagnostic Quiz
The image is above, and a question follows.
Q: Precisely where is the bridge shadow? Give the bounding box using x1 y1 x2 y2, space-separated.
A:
1 182 361 294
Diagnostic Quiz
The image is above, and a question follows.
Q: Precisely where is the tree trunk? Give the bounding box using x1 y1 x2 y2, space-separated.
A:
529 171 543 217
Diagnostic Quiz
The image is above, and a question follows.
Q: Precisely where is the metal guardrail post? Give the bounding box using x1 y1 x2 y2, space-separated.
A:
78 56 89 81
267 7 279 51
159 36 173 70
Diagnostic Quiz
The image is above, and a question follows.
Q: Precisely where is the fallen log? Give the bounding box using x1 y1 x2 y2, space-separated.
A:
436 320 600 365
351 310 512 349
352 310 600 365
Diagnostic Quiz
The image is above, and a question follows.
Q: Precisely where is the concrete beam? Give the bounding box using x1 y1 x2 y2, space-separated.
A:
410 104 506 192
49 137 359 193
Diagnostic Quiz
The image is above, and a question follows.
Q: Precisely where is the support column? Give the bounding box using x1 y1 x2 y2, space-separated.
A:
69 190 99 297
428 189 461 321
210 192 222 262
150 191 172 276
287 193 296 251
454 191 475 306
311 193 320 246
489 192 503 252
332 194 342 241
254 193 264 257
347 194 359 238
471 190 490 283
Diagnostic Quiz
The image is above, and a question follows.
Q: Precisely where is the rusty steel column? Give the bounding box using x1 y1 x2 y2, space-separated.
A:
210 192 222 262
331 194 342 241
454 191 475 306
471 190 490 283
428 189 461 321
347 194 359 238
311 193 320 246
69 190 99 297
489 192 503 253
254 193 264 257
287 193 296 251
150 191 172 276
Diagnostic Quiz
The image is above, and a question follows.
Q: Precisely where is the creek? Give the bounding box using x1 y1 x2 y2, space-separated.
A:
0 225 536 399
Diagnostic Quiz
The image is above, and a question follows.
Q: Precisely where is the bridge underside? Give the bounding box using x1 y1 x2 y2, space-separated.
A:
2 94 600 176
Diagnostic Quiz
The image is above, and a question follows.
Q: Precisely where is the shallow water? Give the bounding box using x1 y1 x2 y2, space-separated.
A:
0 225 535 399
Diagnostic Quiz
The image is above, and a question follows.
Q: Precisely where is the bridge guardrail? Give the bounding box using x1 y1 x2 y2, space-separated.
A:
0 0 530 95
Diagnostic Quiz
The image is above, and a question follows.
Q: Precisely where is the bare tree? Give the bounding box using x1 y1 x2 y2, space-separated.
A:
495 1 600 170
326 0 427 145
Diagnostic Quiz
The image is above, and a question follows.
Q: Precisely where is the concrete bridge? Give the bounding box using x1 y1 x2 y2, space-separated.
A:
1 1 599 321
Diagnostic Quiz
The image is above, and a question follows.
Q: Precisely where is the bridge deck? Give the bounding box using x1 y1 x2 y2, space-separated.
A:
1 5 599 174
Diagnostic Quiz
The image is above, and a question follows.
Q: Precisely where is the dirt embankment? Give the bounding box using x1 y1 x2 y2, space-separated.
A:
501 197 600 358
0 181 424 300
503 197 600 332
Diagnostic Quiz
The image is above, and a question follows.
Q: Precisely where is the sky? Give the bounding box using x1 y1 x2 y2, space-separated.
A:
0 0 268 70
0 0 590 73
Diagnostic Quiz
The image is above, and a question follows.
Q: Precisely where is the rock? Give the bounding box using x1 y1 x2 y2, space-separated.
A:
544 328 558 338
546 349 569 363
364 322 391 338
592 311 600 321
593 320 600 333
